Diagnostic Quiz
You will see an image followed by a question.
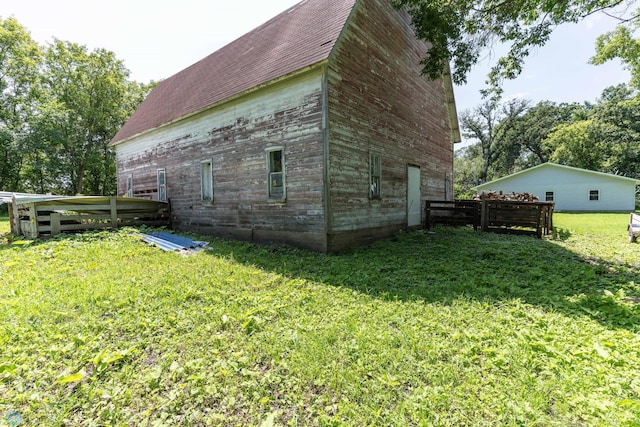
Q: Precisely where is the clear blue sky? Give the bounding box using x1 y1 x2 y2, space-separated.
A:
3 0 631 131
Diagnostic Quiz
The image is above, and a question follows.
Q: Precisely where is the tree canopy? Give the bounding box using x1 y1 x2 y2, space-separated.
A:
592 12 640 89
455 84 640 198
0 17 152 196
393 0 639 95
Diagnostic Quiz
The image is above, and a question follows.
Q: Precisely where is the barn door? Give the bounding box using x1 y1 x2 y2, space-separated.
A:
407 166 421 227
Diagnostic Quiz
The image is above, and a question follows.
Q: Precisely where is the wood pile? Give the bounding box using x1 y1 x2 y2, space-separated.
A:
473 191 539 202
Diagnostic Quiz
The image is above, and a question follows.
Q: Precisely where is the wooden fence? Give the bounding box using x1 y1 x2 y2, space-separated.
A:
9 195 170 239
425 198 554 238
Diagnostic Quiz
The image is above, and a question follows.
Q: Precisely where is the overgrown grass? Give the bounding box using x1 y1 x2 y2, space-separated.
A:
1 214 639 426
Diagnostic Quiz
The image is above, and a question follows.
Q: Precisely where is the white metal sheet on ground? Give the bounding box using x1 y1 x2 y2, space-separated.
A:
140 232 209 252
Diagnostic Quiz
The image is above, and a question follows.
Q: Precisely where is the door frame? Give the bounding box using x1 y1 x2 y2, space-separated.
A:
407 165 421 228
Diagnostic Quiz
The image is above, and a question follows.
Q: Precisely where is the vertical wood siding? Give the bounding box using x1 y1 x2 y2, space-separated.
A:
327 0 455 237
116 70 327 249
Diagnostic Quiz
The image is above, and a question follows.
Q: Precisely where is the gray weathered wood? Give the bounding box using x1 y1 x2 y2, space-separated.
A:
50 213 61 236
112 0 459 252
110 197 118 228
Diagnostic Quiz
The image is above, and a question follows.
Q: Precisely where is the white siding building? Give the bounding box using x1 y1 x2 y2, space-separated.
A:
474 163 640 212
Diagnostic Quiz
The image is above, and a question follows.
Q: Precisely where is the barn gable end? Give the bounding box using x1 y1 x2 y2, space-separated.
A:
112 0 460 252
325 0 459 250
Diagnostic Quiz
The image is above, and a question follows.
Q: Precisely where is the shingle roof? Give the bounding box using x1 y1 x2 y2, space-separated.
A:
111 0 357 145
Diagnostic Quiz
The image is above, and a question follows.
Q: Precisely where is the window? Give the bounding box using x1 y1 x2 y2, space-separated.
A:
126 174 133 198
369 152 381 199
201 160 213 202
157 168 167 202
267 148 285 199
545 191 554 202
445 173 452 200
589 190 599 201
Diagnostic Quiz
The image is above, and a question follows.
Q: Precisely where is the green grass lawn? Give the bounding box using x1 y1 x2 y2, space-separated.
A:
1 214 639 426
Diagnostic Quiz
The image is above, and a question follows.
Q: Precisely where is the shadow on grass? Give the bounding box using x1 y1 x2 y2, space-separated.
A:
2 224 638 333
205 226 640 333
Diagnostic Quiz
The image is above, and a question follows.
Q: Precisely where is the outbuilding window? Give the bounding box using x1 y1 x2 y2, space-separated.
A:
589 190 599 201
201 160 213 202
369 152 381 199
545 191 554 202
267 147 285 200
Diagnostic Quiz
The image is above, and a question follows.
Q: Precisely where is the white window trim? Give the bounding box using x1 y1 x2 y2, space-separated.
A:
545 191 554 202
201 159 214 203
157 168 167 202
266 147 286 201
369 151 381 199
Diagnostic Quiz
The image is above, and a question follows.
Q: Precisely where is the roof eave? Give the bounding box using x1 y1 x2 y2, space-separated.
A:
110 59 329 147
473 162 640 190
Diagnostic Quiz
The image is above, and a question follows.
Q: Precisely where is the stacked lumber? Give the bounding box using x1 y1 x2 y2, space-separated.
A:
473 191 539 202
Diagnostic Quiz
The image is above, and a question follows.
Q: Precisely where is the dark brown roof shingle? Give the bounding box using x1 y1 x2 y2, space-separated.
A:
111 0 357 145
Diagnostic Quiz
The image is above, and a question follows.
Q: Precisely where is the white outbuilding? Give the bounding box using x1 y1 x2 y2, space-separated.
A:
474 163 640 212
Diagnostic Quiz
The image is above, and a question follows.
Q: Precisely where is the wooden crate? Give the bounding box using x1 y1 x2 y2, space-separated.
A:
425 200 480 230
424 198 554 238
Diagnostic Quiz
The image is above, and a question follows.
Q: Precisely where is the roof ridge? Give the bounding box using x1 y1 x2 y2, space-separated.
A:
111 0 357 145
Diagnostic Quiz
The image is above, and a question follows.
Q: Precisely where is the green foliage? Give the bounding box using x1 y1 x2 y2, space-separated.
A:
544 119 605 169
1 215 639 425
592 16 640 89
456 84 640 196
392 0 635 96
0 17 41 192
593 85 640 177
459 98 529 183
505 101 585 167
0 17 151 196
453 145 483 198
33 40 148 195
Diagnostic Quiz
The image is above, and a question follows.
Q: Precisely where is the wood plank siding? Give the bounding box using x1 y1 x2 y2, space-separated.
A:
112 0 458 252
325 0 455 251
116 70 328 251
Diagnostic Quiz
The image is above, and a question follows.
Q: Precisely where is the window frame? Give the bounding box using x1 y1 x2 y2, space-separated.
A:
200 159 214 203
266 147 286 201
545 191 554 202
589 189 600 201
126 174 133 198
157 168 167 202
369 151 381 199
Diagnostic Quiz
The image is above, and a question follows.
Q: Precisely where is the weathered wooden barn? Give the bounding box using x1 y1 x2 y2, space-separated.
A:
474 163 640 212
110 0 461 252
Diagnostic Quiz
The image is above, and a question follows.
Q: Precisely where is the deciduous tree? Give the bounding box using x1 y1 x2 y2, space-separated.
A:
392 0 637 95
0 17 41 191
592 14 640 89
544 120 605 170
460 98 529 183
38 40 149 195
